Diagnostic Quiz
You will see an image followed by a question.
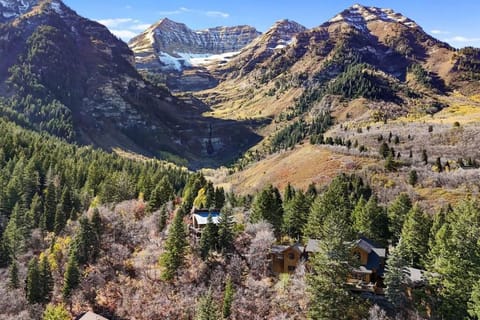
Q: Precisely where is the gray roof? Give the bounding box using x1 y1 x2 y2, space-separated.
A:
193 212 220 225
305 239 321 253
271 243 304 255
78 312 109 320
354 239 386 258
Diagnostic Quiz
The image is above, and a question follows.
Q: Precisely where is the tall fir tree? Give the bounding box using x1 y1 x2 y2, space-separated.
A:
63 252 80 299
199 214 218 259
384 241 408 312
214 187 225 209
352 196 389 245
217 206 234 253
250 185 283 235
400 204 432 268
222 277 234 319
387 193 412 245
8 259 19 289
282 190 311 239
40 254 54 304
42 181 57 232
160 210 188 280
26 257 42 304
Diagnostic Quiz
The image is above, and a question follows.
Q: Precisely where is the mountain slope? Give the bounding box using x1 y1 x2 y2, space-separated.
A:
0 0 261 168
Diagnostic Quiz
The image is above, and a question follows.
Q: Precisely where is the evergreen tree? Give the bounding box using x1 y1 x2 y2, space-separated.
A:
408 170 418 186
4 203 27 257
283 182 296 204
400 204 432 268
429 200 480 318
91 208 103 238
196 289 219 320
158 205 168 232
40 254 54 304
421 149 428 164
379 142 390 158
306 183 317 199
307 213 357 319
282 190 311 239
435 157 443 172
217 206 234 253
387 193 412 245
199 214 218 259
250 185 283 235
42 181 57 232
71 216 98 264
26 257 42 304
384 241 408 312
28 193 43 228
54 204 66 235
160 210 188 280
352 196 389 245
222 277 234 319
0 241 10 268
8 260 19 289
214 187 225 209
204 182 216 209
469 280 480 319
63 252 80 299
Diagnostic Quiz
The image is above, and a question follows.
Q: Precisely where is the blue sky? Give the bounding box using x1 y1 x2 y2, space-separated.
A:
63 0 480 47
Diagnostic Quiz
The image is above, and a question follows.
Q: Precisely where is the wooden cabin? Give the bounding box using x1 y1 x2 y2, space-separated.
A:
305 237 386 294
271 243 304 274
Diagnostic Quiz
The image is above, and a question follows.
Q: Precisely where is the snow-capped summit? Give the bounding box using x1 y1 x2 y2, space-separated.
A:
327 4 419 31
0 0 38 21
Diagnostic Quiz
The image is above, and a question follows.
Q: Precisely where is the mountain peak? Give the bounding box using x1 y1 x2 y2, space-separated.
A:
328 4 419 31
0 0 38 20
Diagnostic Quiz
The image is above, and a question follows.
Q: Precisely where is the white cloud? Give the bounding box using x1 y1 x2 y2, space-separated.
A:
130 24 152 31
206 11 229 18
110 29 138 40
446 36 480 43
158 7 230 19
431 29 450 35
97 18 150 41
97 18 139 28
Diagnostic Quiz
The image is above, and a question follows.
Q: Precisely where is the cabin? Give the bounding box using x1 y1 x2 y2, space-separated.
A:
270 243 304 274
190 208 220 233
305 237 386 294
76 311 109 320
347 238 386 294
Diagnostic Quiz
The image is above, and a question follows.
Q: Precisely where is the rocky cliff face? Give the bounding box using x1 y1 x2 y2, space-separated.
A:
0 0 37 22
129 18 261 72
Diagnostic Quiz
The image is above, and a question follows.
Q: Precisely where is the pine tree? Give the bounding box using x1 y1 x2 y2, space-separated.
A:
204 182 216 209
4 203 27 258
91 208 103 238
429 200 480 318
421 149 428 164
384 241 408 312
196 289 219 320
28 193 43 228
400 204 432 268
26 257 42 304
54 204 66 235
282 190 310 239
307 213 357 319
283 182 296 204
222 277 234 319
158 205 168 232
408 170 418 186
250 185 283 235
217 206 234 253
42 181 57 232
469 280 480 319
199 214 218 259
63 252 80 299
388 193 412 245
214 187 225 209
40 254 54 304
160 210 188 280
8 260 19 289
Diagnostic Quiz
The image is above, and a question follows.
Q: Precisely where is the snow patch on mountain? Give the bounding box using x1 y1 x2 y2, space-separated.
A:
328 4 419 31
158 51 240 71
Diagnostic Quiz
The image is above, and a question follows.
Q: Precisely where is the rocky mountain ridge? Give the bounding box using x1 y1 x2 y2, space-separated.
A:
129 18 261 72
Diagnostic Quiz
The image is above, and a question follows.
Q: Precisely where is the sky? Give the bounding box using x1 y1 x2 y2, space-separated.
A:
63 0 480 48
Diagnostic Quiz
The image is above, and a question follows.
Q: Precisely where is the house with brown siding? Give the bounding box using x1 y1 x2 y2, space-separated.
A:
270 243 304 274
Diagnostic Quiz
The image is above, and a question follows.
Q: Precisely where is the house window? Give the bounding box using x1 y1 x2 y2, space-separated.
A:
288 266 296 272
288 253 295 260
